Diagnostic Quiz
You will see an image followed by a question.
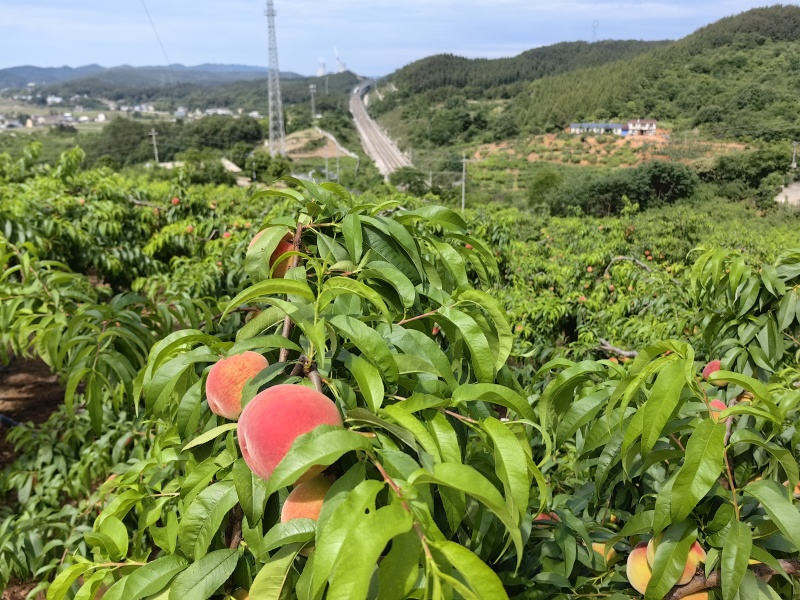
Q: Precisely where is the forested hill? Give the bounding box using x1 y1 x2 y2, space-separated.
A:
389 40 669 98
513 4 800 137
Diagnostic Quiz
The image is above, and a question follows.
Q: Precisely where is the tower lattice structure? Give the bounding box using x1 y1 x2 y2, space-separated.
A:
265 0 286 156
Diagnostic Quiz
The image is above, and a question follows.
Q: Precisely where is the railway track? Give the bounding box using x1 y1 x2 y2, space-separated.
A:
350 83 412 178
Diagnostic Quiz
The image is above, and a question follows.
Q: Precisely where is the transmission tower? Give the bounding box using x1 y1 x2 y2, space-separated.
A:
265 0 286 156
309 84 317 120
592 20 600 42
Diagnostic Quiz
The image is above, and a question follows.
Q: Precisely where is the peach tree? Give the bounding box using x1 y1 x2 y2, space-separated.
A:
49 180 546 599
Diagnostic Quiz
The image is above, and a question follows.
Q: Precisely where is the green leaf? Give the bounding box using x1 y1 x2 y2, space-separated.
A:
327 502 413 600
409 463 523 566
722 520 752 600
233 458 269 526
430 540 509 600
483 417 530 520
98 516 129 561
360 263 417 310
457 289 513 372
744 480 800 551
168 549 239 600
245 226 292 282
46 564 90 600
260 519 317 555
330 315 399 385
342 212 363 262
107 555 189 600
641 359 686 456
451 383 535 421
671 419 726 522
178 481 239 560
312 479 384 600
249 543 303 600
266 427 374 495
343 353 384 412
645 520 696 600
223 279 316 319
437 306 495 383
182 423 238 451
377 529 421 600
318 277 392 321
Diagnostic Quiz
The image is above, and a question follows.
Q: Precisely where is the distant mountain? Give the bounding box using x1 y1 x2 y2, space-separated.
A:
0 64 303 89
387 40 671 97
513 4 800 136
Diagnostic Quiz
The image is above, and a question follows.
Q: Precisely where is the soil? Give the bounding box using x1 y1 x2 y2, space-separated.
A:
2 581 43 600
0 359 64 470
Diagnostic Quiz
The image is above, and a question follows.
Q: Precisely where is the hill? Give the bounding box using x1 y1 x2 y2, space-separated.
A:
389 40 670 98
512 4 800 138
0 63 302 89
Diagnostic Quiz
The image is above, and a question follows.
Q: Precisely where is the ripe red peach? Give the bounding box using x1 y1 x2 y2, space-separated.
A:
533 512 560 528
171 197 180 205
578 296 587 303
249 231 295 278
223 231 232 239
702 360 727 386
206 352 268 420
238 384 343 481
709 399 727 421
186 225 194 234
78 198 85 205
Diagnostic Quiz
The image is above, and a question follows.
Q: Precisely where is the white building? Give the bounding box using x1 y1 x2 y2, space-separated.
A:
628 119 658 136
46 95 64 105
95 113 106 123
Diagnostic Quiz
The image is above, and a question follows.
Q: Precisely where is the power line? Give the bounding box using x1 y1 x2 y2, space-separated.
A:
140 0 176 85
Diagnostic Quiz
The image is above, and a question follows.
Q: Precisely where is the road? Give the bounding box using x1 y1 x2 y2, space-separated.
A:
350 82 412 178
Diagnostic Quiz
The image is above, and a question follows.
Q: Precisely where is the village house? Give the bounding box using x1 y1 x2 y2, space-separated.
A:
569 122 627 136
628 119 658 136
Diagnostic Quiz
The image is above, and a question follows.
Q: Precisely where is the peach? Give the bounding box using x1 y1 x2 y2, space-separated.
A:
206 352 269 420
709 399 727 421
587 266 593 273
233 590 249 600
223 231 232 239
249 232 295 278
533 512 560 528
591 542 617 563
78 198 85 205
627 542 652 594
281 474 333 522
578 296 586 303
238 384 343 482
702 360 727 386
186 225 194 234
171 197 180 205
647 535 705 585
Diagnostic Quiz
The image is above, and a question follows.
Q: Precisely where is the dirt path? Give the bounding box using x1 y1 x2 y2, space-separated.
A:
0 359 64 470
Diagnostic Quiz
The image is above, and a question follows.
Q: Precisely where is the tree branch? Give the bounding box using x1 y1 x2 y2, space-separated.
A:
604 255 680 285
664 559 800 599
598 338 639 358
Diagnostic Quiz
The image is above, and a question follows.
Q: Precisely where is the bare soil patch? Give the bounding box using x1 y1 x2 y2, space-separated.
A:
3 581 44 600
0 359 64 470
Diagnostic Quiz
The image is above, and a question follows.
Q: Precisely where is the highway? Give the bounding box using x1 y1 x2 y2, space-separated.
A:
350 82 412 178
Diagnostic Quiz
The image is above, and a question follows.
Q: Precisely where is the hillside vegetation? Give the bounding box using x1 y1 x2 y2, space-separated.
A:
389 40 668 98
514 4 800 137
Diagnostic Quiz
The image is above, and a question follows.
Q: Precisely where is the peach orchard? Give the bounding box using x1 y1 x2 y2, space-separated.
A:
0 149 799 599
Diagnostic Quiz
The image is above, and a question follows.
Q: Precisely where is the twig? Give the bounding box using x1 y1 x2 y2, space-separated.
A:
785 332 800 347
664 559 800 599
604 255 680 285
227 505 243 549
307 369 323 393
278 225 304 363
442 409 479 425
604 256 652 276
128 197 159 208
598 338 638 358
396 310 440 327
669 434 685 452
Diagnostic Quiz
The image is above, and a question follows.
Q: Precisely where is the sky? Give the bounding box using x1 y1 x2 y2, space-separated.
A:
0 1 794 76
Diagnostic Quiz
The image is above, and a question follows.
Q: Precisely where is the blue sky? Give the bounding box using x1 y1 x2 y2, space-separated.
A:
0 1 792 75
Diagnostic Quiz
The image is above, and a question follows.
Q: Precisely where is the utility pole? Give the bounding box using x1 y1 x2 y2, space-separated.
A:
336 142 340 181
265 0 286 156
461 151 467 213
325 142 329 181
149 128 159 163
325 76 329 95
792 141 798 169
309 84 316 120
